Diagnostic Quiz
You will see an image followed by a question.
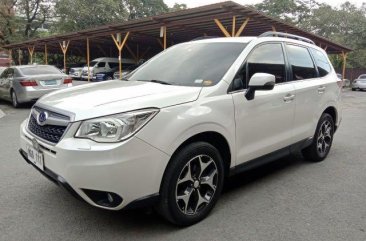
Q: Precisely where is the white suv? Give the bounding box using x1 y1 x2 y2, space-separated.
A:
19 32 341 226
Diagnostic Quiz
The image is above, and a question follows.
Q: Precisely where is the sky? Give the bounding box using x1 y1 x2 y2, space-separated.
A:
164 0 365 8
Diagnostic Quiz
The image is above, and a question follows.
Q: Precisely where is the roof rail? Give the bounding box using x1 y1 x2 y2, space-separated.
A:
259 31 315 45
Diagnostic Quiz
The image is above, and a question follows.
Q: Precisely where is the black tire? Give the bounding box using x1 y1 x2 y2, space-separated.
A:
351 88 356 91
302 113 334 162
11 90 20 108
157 142 225 226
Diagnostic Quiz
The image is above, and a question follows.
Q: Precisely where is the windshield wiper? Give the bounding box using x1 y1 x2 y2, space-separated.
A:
138 79 172 85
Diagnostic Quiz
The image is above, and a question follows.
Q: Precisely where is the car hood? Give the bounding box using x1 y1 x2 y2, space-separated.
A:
36 80 202 121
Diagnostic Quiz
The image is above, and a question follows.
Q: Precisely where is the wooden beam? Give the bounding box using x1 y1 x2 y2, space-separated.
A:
96 45 107 56
232 16 236 37
140 46 151 59
156 38 163 48
214 19 231 37
27 46 35 64
125 44 137 62
44 44 48 65
235 18 250 37
111 32 130 79
59 40 70 73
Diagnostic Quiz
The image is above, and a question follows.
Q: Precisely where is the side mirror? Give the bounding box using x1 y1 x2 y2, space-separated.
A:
245 73 275 100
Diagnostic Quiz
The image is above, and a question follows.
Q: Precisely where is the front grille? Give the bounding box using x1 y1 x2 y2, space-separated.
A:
28 115 67 144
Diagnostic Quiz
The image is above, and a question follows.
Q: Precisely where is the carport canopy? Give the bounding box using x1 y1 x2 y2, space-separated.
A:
3 1 352 79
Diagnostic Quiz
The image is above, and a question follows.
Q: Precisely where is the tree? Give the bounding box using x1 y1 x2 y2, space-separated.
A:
54 0 169 33
169 3 187 12
254 0 366 68
54 0 127 33
122 0 168 20
17 0 55 38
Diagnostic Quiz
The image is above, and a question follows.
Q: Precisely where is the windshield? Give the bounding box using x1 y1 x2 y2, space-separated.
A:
359 75 366 79
128 42 247 86
20 66 62 76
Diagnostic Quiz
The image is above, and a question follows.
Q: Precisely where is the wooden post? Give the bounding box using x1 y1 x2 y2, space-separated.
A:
111 32 130 79
44 44 48 65
232 16 236 37
59 40 70 73
27 46 35 64
342 51 348 80
87 38 90 82
163 26 167 49
8 49 12 66
18 49 21 65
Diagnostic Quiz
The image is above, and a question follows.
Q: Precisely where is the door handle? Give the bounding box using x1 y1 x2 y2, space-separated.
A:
318 86 326 93
283 94 295 102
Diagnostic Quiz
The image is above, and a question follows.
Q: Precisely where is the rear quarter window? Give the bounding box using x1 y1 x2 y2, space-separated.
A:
310 48 332 77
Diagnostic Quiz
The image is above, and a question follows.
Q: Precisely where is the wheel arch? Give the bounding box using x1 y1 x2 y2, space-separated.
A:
159 131 232 193
322 106 338 131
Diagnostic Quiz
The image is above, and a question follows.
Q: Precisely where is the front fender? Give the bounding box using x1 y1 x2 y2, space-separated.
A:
136 96 236 167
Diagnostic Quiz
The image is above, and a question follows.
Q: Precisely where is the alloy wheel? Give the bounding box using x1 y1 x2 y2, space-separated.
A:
317 120 332 156
175 154 218 216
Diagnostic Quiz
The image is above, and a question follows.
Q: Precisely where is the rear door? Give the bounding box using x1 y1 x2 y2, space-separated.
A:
231 42 296 164
286 44 331 142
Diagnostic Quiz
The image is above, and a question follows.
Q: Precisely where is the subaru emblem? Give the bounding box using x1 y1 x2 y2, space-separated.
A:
37 111 48 126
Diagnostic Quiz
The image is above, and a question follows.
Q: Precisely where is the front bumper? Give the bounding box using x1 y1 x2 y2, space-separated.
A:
19 119 169 210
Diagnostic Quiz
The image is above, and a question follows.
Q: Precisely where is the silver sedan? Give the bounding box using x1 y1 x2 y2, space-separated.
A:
0 65 73 107
352 74 366 91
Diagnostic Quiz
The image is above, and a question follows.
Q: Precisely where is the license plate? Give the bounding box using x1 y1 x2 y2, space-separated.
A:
44 80 57 85
27 145 44 171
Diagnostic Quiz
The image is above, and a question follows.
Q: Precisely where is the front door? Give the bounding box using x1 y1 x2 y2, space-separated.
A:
231 43 296 164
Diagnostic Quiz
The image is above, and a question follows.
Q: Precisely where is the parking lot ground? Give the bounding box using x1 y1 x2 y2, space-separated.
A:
0 89 366 241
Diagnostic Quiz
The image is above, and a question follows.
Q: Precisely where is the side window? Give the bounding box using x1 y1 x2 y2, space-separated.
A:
109 62 119 68
231 43 286 91
248 43 286 84
310 48 331 77
286 44 317 81
97 62 106 68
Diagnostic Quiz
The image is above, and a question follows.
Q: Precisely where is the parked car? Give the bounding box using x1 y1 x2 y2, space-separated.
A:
352 74 366 91
80 57 135 80
69 63 86 80
0 65 72 107
19 32 341 226
69 67 83 79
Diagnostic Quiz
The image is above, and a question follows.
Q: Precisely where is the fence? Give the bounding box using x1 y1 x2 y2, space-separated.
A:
335 68 366 81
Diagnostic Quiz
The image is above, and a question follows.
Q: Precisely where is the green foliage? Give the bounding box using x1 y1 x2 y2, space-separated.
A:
54 0 127 33
169 3 187 12
254 0 366 68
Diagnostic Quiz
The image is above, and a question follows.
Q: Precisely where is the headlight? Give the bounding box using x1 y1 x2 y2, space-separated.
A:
75 108 159 143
